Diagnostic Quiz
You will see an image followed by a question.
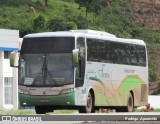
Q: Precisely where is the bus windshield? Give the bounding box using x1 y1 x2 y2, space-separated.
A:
19 36 75 87
20 53 73 86
19 53 73 86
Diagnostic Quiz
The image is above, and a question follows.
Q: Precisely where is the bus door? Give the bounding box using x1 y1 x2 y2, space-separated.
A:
75 37 86 105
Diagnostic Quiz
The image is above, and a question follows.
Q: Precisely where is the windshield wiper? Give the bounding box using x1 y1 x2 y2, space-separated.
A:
42 54 57 86
42 54 47 84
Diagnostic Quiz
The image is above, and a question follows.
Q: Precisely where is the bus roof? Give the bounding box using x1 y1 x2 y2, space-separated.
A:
71 29 116 37
24 31 75 38
24 30 145 46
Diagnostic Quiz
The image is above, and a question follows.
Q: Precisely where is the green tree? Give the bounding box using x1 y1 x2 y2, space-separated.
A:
47 16 67 31
66 21 77 30
75 0 94 17
75 0 107 21
76 13 89 29
44 0 48 6
33 15 47 32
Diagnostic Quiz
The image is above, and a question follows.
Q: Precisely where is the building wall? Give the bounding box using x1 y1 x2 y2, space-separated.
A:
12 68 18 108
0 29 19 109
3 59 18 109
0 51 4 108
0 29 18 48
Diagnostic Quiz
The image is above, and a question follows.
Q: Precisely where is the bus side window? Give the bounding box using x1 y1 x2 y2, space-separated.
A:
76 37 85 87
129 45 139 66
109 42 119 64
87 39 98 61
125 45 131 65
118 43 126 64
137 45 146 66
98 40 109 63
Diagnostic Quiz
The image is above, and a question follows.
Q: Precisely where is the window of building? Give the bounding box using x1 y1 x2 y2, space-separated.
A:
4 51 11 59
4 77 13 105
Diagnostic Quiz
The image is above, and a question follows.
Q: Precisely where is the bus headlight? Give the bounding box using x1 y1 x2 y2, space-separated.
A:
18 89 30 95
60 88 74 94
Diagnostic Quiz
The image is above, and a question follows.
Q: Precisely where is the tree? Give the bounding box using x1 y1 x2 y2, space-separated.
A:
66 21 77 30
33 15 47 32
47 17 67 31
75 0 93 17
75 0 107 21
44 0 48 6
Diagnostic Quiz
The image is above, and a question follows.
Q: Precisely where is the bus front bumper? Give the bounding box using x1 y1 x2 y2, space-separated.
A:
19 92 75 106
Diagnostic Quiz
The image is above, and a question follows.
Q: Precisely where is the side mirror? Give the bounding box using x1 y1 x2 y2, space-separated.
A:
72 49 79 67
10 50 19 67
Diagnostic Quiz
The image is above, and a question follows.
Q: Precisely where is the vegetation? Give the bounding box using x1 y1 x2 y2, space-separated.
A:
0 0 160 93
0 109 35 115
0 109 77 115
1 107 160 115
134 104 160 112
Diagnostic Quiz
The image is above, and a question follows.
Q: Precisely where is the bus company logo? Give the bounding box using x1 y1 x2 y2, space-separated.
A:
98 64 110 79
1 116 42 122
2 116 12 122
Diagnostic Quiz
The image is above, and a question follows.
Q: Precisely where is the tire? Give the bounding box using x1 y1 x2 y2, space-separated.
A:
79 92 94 113
125 92 134 112
35 106 53 114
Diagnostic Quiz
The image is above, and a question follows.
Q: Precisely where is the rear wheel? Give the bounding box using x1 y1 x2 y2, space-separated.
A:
79 92 94 113
125 92 134 112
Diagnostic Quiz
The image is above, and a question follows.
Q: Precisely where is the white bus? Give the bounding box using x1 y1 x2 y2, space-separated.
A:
10 30 148 114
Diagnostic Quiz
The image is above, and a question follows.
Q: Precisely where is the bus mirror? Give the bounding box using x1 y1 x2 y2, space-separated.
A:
10 50 19 67
72 49 79 67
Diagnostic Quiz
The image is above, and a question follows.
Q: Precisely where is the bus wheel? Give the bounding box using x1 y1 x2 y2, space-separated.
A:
35 106 53 114
126 92 134 112
79 92 94 113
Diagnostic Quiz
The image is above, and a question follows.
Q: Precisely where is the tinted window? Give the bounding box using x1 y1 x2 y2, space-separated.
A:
129 45 139 65
76 37 86 87
87 38 146 67
87 39 98 61
99 40 109 62
109 42 119 64
136 45 146 66
21 37 75 54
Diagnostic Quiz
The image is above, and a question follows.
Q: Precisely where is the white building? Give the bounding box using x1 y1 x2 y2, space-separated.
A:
0 29 19 109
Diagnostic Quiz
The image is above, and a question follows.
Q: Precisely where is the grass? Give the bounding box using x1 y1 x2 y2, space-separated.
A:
0 109 78 115
0 109 35 115
49 110 78 114
0 108 160 115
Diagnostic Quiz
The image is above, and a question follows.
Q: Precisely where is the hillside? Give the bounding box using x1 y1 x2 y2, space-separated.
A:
0 0 160 94
131 0 160 32
131 0 160 94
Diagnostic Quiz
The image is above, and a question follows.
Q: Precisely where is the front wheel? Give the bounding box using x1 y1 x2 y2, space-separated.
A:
79 92 94 113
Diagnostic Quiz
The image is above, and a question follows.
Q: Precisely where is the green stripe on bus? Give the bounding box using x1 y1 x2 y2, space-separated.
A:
89 76 145 105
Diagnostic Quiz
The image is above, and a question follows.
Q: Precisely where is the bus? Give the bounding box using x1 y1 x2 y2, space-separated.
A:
10 30 148 114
